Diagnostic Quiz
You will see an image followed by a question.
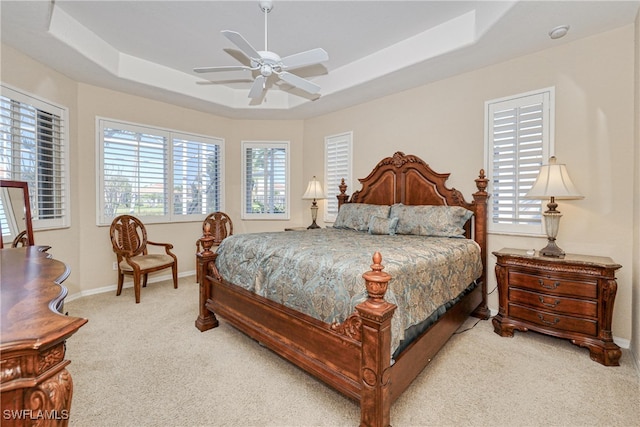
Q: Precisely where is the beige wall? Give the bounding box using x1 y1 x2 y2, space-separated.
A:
1 23 637 348
1 44 306 298
305 25 637 345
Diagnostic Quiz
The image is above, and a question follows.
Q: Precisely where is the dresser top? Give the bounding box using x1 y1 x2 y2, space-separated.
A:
492 248 622 270
1 246 87 350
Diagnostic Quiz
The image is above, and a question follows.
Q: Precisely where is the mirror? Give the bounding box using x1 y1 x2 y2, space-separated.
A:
0 180 34 248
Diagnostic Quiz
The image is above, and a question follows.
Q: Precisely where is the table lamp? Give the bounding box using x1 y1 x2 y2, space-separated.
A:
302 176 325 229
525 156 584 257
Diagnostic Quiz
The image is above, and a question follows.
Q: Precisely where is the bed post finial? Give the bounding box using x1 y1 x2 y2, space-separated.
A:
475 169 488 194
199 222 215 255
337 178 349 209
362 252 392 305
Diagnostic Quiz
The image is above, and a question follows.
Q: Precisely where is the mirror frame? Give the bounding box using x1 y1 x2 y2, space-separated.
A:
0 180 34 248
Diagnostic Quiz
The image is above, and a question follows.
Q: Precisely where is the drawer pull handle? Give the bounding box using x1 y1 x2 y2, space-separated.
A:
538 296 560 308
538 279 560 290
537 314 560 326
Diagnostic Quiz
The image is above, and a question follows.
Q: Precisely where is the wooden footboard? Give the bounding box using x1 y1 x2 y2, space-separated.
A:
196 249 487 427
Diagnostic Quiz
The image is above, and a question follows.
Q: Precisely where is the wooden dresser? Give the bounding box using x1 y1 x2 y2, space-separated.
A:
492 248 621 366
1 247 87 426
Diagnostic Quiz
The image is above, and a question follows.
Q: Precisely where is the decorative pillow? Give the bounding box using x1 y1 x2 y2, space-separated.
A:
390 204 473 237
333 203 391 232
368 216 399 235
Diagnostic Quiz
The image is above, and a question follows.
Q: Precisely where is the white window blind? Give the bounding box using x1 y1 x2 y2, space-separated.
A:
486 88 553 235
98 118 224 225
0 85 69 231
242 141 289 220
324 132 352 222
173 135 222 215
101 123 168 220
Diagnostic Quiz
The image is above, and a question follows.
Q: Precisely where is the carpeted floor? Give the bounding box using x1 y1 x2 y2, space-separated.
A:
64 277 639 427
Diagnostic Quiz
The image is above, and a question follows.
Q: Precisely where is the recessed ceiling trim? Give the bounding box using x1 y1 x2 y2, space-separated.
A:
314 10 478 95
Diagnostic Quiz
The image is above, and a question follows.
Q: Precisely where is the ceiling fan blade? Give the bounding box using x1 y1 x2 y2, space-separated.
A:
222 30 261 61
280 48 329 70
248 75 266 99
193 65 252 73
278 71 321 94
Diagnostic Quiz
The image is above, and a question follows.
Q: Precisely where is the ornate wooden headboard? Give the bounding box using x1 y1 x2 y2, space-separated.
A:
337 152 480 209
336 151 489 286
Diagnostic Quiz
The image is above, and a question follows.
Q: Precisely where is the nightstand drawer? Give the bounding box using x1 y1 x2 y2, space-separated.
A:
509 271 597 298
509 288 597 318
509 303 597 336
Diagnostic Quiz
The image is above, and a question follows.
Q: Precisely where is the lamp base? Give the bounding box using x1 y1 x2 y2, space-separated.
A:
307 221 320 229
539 238 565 258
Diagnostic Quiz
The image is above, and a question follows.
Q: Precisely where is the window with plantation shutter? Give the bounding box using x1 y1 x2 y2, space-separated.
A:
324 132 352 222
98 118 224 225
485 88 554 235
242 141 289 220
0 85 69 231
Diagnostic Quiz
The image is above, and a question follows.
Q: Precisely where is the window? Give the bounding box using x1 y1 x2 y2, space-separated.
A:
98 118 223 225
0 85 69 231
485 88 554 235
324 132 352 222
242 141 289 220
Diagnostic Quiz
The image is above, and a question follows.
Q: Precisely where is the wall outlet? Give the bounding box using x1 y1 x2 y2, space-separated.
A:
112 262 118 270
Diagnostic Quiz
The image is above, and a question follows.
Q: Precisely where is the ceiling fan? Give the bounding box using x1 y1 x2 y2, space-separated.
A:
194 0 329 100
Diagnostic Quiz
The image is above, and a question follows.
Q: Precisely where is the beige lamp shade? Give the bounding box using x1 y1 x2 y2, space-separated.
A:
525 156 584 200
302 176 325 200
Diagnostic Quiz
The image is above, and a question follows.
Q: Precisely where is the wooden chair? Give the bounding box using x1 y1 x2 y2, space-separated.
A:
196 212 233 283
110 215 178 303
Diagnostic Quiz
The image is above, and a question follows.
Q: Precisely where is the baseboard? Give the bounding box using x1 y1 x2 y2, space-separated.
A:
65 270 196 302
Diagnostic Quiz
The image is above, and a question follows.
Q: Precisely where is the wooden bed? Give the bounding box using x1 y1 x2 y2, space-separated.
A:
195 152 490 426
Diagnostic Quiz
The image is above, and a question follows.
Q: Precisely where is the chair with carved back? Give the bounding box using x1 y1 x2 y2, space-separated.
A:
110 215 178 303
195 212 233 283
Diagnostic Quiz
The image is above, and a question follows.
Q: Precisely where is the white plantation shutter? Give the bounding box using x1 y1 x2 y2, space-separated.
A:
173 134 223 215
101 123 168 221
0 86 69 230
324 132 352 222
98 119 224 224
486 89 553 235
242 141 289 220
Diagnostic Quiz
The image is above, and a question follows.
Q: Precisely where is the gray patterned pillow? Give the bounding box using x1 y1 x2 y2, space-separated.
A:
390 204 473 237
368 216 399 235
333 203 391 232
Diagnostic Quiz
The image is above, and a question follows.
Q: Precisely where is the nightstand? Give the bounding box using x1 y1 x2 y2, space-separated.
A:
492 248 622 366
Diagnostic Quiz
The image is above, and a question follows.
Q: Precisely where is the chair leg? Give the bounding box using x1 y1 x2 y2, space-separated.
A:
172 264 178 289
133 271 141 304
116 271 124 296
142 274 148 288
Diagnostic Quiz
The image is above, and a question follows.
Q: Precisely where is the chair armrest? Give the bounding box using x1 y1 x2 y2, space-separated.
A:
147 240 176 256
147 240 173 249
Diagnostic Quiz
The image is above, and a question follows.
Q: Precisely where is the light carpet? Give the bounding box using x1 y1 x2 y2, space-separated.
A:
64 277 639 427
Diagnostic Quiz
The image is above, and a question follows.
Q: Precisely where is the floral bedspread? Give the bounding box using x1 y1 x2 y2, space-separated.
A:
215 228 482 353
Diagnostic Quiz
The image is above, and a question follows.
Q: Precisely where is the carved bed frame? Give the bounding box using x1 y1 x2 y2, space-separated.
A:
195 152 490 426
